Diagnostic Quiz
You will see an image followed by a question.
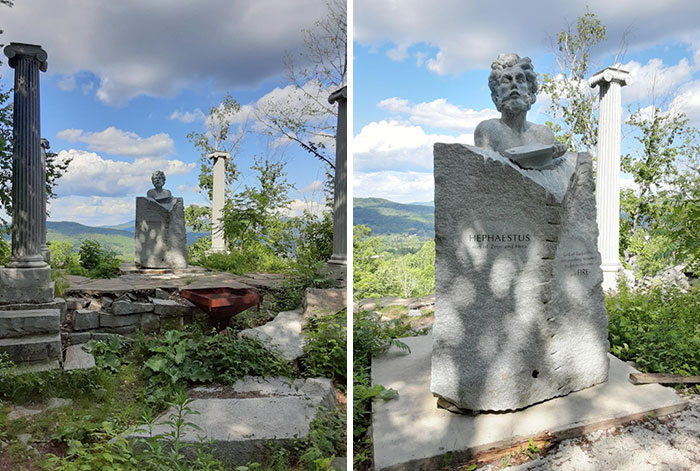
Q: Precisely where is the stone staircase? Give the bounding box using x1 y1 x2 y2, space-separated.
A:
0 299 65 370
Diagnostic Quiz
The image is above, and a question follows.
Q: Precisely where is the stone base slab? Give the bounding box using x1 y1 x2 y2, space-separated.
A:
0 333 61 364
0 266 54 304
371 335 688 471
0 308 60 338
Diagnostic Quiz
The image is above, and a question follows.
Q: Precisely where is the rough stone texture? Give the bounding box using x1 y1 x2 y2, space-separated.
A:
73 309 99 331
64 332 91 345
112 300 154 315
239 309 305 361
135 196 187 268
0 333 61 363
127 376 336 465
8 398 71 421
140 313 160 333
0 309 59 337
433 144 609 412
65 297 86 310
372 335 687 471
0 266 54 304
64 344 96 370
100 312 141 328
152 298 197 317
303 288 347 319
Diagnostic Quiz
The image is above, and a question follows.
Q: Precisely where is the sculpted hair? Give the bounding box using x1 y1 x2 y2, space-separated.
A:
151 170 166 183
488 53 538 103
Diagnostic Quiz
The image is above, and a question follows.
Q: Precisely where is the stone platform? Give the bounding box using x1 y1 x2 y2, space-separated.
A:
127 376 336 465
371 334 688 471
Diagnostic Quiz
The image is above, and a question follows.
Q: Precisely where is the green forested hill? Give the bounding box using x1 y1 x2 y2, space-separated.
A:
353 197 434 237
45 222 135 260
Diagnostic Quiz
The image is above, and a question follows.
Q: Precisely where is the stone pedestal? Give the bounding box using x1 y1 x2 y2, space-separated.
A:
589 67 630 291
135 197 187 268
432 144 609 412
327 87 347 282
208 152 229 253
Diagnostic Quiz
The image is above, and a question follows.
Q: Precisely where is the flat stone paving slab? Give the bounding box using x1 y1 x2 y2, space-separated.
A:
239 308 304 361
128 376 336 465
372 334 688 471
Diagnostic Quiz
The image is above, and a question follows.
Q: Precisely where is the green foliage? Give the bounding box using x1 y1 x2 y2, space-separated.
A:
620 107 700 269
0 236 9 265
132 326 293 406
300 310 347 387
607 281 700 376
353 310 415 470
77 239 122 278
185 204 212 233
353 225 435 300
84 336 127 373
540 8 606 153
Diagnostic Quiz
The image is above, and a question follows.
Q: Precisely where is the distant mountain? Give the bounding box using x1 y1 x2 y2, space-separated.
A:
354 197 434 237
100 220 135 232
38 221 209 261
407 201 434 207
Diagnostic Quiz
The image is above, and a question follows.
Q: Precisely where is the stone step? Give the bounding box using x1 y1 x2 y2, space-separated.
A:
1 298 67 322
0 309 60 338
0 333 62 363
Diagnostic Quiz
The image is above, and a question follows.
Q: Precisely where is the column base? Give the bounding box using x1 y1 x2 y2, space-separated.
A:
0 266 55 304
601 262 622 292
326 258 347 286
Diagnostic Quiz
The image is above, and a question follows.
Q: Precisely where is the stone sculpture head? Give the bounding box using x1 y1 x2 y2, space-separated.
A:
488 53 538 114
151 170 166 190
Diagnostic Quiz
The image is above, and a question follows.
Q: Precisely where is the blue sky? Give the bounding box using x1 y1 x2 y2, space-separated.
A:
1 0 337 226
353 0 700 203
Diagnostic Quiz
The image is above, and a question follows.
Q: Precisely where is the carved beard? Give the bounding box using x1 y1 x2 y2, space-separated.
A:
497 93 532 114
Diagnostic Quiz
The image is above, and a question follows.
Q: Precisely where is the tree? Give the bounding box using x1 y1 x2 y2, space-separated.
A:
540 9 607 153
254 0 346 173
0 0 71 232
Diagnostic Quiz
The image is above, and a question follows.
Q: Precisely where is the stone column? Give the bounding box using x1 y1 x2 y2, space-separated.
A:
589 67 630 291
208 152 229 253
5 43 48 269
0 43 54 304
327 86 347 280
40 139 50 263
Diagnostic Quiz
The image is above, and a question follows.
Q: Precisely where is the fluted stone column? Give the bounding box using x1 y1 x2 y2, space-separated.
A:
40 139 50 263
590 67 630 291
327 86 347 281
0 43 53 304
208 152 229 253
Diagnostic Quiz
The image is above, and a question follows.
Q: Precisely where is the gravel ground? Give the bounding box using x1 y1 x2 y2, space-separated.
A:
476 392 700 471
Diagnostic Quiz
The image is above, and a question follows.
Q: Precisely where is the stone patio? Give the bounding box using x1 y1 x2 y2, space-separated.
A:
371 334 688 471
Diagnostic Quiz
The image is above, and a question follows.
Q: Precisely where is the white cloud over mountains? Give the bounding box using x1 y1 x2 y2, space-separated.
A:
54 150 195 197
2 0 332 105
56 127 174 157
47 196 134 226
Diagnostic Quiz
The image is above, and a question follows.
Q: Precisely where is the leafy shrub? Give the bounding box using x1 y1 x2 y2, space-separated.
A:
78 239 122 278
48 240 81 272
132 326 293 406
84 336 128 372
607 280 700 376
301 310 347 387
0 237 9 265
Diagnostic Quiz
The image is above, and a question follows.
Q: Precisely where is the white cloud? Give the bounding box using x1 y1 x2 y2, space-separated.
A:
169 109 206 124
54 150 195 197
670 79 700 126
353 170 434 203
299 180 325 193
387 44 409 62
57 75 76 91
378 97 498 133
56 127 174 157
3 0 334 105
621 58 694 105
355 0 700 76
47 195 134 226
282 199 328 218
354 120 473 171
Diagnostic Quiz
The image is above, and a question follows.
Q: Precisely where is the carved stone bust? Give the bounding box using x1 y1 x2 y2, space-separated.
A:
147 170 174 209
474 53 567 169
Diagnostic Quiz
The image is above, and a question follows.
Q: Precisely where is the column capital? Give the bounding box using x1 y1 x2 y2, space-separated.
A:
328 85 347 104
208 151 230 161
589 67 630 89
4 42 48 72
